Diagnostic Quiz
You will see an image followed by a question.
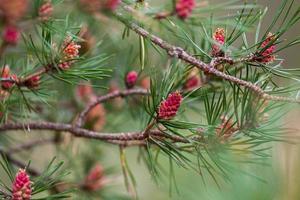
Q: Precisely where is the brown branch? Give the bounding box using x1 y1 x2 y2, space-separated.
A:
0 66 48 86
0 122 189 144
116 7 300 103
75 88 149 128
18 68 48 84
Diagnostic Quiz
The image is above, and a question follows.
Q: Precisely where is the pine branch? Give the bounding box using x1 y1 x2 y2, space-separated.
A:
0 122 189 145
116 6 300 103
75 88 149 127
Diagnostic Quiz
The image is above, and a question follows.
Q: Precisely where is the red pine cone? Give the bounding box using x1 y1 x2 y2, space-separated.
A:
125 71 138 88
175 0 196 19
24 75 40 89
140 76 150 90
0 0 29 23
83 164 106 191
2 25 20 45
184 68 202 90
12 169 32 200
212 28 225 57
256 33 276 63
157 91 182 120
184 76 201 90
76 84 94 103
1 65 18 90
38 1 53 21
106 0 121 11
86 103 106 131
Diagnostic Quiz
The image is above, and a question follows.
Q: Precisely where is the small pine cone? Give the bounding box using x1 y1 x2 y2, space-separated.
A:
24 75 40 89
58 61 71 70
105 0 121 11
140 76 150 90
125 71 138 89
212 28 225 57
86 104 106 131
255 33 276 64
184 68 202 90
175 0 196 19
2 25 20 45
12 169 32 200
59 36 81 70
157 91 182 120
0 0 28 23
63 41 81 60
76 83 94 103
83 164 105 191
1 65 18 90
79 0 102 13
38 1 53 21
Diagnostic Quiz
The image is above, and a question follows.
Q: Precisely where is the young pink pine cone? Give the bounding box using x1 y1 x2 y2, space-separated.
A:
175 0 196 19
86 103 106 131
2 25 20 45
125 71 138 88
157 91 182 120
105 0 121 11
83 163 106 191
184 68 202 90
38 1 53 21
212 28 225 57
24 75 40 89
76 84 94 103
140 76 150 90
0 0 28 23
12 169 32 200
256 33 276 64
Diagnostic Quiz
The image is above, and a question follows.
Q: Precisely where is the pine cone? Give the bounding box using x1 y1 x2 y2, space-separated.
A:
38 1 53 21
83 163 106 191
12 169 32 200
212 28 225 57
175 0 196 19
157 91 182 120
2 25 20 45
125 71 138 89
255 33 276 63
0 0 28 23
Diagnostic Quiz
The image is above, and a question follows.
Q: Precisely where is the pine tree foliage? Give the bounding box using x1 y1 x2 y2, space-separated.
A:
0 0 299 199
